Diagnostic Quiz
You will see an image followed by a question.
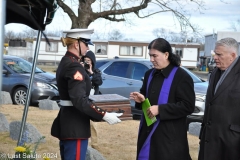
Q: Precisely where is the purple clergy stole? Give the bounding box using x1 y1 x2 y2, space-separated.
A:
138 67 178 160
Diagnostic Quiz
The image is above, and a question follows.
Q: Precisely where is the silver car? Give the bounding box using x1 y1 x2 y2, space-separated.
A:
2 55 59 105
96 58 208 123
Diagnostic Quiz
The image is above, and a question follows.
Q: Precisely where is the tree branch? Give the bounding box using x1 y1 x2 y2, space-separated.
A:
134 10 171 18
110 0 117 11
102 16 125 22
57 0 207 32
93 0 151 21
56 0 77 20
150 0 206 32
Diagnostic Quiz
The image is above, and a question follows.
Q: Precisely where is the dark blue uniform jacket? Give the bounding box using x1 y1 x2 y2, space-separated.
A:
51 51 105 139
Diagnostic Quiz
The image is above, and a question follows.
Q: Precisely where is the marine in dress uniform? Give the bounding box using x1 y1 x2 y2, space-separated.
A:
51 29 122 160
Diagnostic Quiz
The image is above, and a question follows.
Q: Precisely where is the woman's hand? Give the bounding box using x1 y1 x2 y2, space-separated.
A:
147 105 159 118
87 63 93 74
129 92 145 103
80 62 93 74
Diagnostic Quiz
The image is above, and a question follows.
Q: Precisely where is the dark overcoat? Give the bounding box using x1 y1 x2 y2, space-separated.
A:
198 58 240 160
136 64 195 160
83 50 102 95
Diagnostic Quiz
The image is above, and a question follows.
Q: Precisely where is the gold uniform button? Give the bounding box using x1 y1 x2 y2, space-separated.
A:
98 108 100 111
102 111 104 114
93 106 95 108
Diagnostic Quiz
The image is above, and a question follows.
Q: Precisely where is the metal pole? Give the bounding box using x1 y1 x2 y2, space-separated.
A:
0 0 6 105
17 30 42 146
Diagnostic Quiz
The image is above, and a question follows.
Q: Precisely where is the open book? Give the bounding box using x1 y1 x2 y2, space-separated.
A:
142 98 157 126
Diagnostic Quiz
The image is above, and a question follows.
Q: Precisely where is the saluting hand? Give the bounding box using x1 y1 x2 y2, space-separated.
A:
129 92 145 103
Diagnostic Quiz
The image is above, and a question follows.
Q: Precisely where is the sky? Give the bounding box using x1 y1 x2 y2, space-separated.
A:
4 0 240 41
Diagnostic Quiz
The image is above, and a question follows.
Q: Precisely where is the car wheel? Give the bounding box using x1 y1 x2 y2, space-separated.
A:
13 87 28 105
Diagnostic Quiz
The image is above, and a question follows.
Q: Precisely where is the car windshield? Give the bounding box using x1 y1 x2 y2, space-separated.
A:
181 67 203 83
95 61 108 68
4 58 43 74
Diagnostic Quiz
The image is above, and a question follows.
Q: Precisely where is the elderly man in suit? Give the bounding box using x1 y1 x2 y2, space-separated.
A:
198 37 240 160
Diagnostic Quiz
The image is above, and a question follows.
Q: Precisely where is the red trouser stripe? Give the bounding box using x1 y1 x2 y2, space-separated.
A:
76 139 81 160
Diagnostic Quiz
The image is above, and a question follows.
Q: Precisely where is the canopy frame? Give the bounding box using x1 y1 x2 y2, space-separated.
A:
0 0 6 103
17 30 43 146
1 0 58 146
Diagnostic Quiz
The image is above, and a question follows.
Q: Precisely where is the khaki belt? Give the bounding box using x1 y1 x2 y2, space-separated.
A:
59 100 73 106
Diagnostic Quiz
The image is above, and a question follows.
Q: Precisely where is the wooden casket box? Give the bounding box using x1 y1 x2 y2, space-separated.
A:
89 94 132 120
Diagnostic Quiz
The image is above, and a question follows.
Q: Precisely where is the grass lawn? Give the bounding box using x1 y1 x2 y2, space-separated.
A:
0 104 200 160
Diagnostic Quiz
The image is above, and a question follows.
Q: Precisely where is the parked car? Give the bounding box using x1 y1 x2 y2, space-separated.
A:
96 58 208 124
2 55 59 105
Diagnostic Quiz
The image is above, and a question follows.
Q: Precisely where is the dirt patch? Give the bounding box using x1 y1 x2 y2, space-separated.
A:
0 104 199 160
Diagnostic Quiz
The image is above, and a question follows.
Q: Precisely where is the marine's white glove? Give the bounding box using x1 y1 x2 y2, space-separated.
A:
103 112 123 125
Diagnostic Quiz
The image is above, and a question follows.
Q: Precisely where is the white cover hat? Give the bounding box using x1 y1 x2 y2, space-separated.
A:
63 28 94 45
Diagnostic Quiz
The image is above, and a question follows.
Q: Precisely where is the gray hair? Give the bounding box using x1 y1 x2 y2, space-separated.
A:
215 37 239 55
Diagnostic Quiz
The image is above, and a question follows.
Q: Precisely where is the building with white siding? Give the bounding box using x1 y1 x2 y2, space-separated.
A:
8 38 201 69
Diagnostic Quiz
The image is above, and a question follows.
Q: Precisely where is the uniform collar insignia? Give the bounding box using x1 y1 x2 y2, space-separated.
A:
66 51 80 61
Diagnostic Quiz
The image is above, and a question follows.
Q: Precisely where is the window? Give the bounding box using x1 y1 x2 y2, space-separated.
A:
46 42 58 52
9 40 26 47
3 66 7 72
120 46 142 56
131 63 149 80
120 46 130 55
95 44 107 55
181 67 202 83
175 48 183 58
104 62 130 78
95 61 108 69
4 58 42 73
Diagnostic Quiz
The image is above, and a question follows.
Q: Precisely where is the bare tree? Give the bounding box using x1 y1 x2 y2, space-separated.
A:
124 38 135 41
92 31 107 40
152 28 204 43
108 29 124 40
19 29 38 39
5 28 64 41
152 28 169 39
45 29 64 37
57 0 207 32
5 30 17 42
168 31 179 42
152 29 183 42
229 19 240 31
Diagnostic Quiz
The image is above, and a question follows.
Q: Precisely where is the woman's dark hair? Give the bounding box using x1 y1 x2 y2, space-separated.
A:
148 38 181 66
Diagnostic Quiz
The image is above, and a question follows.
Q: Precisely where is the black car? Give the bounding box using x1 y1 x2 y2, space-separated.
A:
2 55 59 105
96 58 208 123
